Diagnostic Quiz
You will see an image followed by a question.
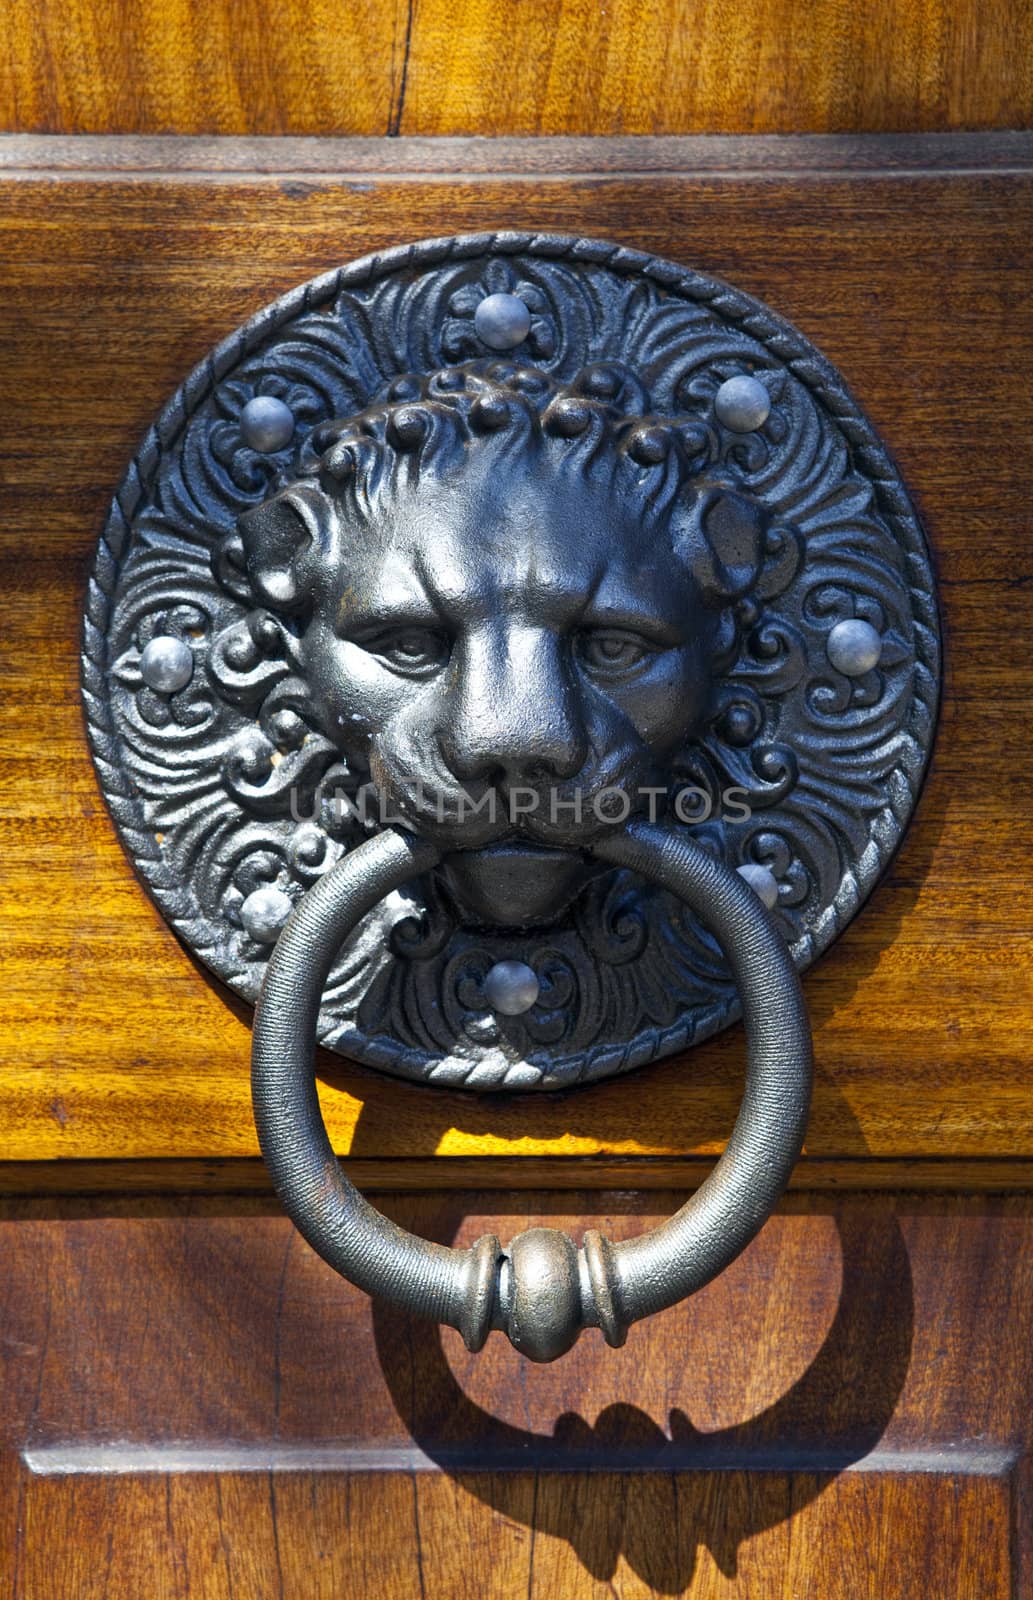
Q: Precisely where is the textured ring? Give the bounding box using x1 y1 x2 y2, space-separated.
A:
251 821 813 1361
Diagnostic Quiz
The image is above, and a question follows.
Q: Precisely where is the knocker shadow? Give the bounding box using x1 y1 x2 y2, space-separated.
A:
365 1165 914 1591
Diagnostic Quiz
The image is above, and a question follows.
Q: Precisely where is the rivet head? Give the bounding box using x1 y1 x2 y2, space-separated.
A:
737 863 779 911
139 635 194 694
240 395 295 452
474 292 532 351
240 886 293 943
483 959 540 1016
715 374 771 433
827 618 882 677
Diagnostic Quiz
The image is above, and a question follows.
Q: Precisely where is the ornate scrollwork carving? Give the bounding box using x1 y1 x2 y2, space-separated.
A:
83 234 939 1089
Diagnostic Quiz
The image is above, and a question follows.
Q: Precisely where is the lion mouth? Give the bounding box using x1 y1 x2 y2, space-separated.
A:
437 839 601 928
381 781 648 853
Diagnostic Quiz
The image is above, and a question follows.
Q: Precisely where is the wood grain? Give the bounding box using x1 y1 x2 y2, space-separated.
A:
0 0 409 137
1 136 1031 1177
1 1192 1029 1595
1 0 1032 137
5 1470 1010 1597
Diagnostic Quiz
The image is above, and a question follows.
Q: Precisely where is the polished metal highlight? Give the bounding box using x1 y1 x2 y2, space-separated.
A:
239 884 293 943
736 861 780 910
472 290 532 350
483 960 541 1017
239 394 296 453
138 634 194 695
713 373 772 432
251 821 812 1361
826 616 884 676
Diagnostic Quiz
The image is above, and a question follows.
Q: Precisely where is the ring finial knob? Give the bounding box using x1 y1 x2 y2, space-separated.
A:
503 1228 583 1363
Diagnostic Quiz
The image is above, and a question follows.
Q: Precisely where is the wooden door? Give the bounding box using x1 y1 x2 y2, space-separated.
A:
2 5 1033 1596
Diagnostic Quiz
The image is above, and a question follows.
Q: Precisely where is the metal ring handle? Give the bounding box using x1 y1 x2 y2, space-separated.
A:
251 821 813 1362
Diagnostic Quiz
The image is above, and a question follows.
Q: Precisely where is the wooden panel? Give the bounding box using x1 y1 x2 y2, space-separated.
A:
2 0 1032 137
4 1469 1011 1597
0 135 1030 1177
1 1192 1030 1595
6 1155 1033 1195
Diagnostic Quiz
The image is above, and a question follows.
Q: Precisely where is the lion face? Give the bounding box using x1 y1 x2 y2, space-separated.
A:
239 362 766 924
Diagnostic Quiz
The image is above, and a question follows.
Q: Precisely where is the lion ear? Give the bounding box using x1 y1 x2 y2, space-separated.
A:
238 484 334 613
688 487 766 604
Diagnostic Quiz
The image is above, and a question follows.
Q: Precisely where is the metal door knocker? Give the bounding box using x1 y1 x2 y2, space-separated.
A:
83 233 939 1359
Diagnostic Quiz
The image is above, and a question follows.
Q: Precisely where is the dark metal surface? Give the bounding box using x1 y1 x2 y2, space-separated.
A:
252 822 812 1361
83 232 940 1088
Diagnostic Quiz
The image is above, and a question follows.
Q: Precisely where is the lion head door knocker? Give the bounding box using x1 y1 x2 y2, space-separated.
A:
84 234 940 1361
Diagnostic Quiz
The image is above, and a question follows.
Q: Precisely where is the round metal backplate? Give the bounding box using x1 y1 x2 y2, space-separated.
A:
82 232 940 1091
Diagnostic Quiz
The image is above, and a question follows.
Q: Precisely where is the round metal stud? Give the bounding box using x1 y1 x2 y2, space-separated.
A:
714 374 771 433
240 886 294 943
473 292 532 351
827 618 883 677
483 959 540 1016
139 635 194 695
737 862 780 911
240 395 295 453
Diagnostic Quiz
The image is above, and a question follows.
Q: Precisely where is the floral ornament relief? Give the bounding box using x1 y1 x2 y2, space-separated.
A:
83 235 940 1090
442 259 561 361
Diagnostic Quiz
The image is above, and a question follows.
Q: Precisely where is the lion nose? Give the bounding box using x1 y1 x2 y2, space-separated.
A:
440 628 588 787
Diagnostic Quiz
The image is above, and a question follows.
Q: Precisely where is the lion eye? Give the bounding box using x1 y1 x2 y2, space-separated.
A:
366 627 451 676
577 630 652 676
